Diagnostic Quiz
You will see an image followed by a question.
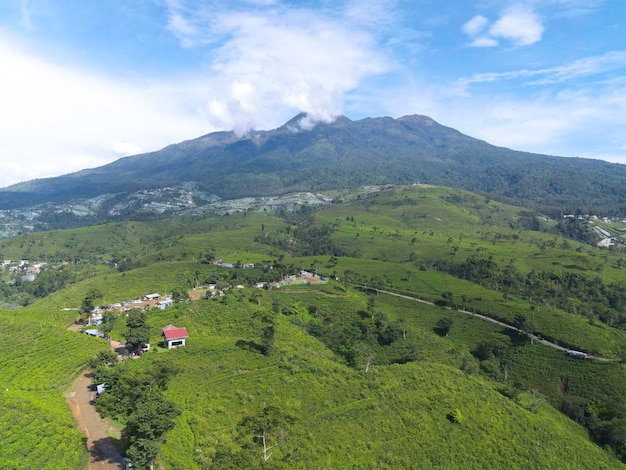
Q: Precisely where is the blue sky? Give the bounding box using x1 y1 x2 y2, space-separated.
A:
1 0 625 187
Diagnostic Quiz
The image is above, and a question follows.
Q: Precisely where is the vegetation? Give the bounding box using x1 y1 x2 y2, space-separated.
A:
0 308 108 469
94 360 179 469
3 184 626 468
125 309 151 355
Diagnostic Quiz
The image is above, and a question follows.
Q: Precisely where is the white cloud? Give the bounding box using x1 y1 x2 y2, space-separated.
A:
164 3 390 135
469 36 500 48
0 36 211 188
19 0 34 30
458 51 626 89
528 51 626 85
463 5 543 48
489 6 544 46
0 1 393 186
462 15 489 37
435 83 626 162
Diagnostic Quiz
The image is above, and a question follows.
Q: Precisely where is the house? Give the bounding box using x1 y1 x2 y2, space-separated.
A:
157 299 174 309
162 324 189 349
597 238 614 248
143 293 160 301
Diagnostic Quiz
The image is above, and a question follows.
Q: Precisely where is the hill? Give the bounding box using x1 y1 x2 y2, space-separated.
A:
3 185 626 468
2 114 626 218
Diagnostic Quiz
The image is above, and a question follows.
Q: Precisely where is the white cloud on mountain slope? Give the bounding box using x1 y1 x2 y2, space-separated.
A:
163 2 390 134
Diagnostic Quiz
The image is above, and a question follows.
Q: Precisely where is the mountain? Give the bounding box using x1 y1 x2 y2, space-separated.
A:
3 113 626 216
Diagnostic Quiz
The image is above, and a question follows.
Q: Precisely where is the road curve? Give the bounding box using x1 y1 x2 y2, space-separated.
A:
362 286 617 362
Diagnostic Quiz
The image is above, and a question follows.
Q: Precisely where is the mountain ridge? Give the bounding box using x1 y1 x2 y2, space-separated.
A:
2 113 626 216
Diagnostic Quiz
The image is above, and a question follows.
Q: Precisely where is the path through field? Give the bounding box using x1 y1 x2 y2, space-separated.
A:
66 329 127 470
68 372 124 469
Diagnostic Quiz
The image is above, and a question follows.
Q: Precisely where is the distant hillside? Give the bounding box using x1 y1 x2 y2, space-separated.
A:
3 113 626 216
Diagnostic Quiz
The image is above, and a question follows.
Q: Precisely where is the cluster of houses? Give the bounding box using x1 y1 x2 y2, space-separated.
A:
83 291 189 352
563 214 626 249
89 293 174 320
83 292 176 339
1 259 45 282
81 268 329 353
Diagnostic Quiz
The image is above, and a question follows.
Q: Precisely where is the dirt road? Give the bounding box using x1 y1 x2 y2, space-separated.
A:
68 372 125 469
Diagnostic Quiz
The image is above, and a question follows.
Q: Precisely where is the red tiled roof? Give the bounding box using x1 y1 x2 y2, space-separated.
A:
162 326 189 340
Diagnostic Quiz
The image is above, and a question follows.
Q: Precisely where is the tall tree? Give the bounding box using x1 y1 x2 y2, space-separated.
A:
125 309 151 354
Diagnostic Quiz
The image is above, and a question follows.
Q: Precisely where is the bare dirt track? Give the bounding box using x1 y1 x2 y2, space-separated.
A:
68 372 124 469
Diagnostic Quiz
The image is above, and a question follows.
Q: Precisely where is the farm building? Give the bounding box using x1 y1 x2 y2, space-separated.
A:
157 299 174 309
162 324 189 349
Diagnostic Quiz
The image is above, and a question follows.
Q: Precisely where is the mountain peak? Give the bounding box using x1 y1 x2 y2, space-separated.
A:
282 112 309 128
280 113 351 132
397 114 439 126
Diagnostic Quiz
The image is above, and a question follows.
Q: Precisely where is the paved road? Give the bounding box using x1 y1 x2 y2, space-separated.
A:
363 286 617 362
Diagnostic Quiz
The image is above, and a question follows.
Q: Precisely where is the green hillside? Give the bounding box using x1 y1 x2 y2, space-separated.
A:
95 288 626 469
3 114 626 218
0 308 109 469
2 185 626 468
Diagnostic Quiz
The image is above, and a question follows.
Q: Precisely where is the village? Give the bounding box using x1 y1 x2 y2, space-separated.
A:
76 265 328 355
563 213 626 248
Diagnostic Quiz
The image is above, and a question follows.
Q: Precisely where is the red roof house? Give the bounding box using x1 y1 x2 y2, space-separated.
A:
162 324 189 349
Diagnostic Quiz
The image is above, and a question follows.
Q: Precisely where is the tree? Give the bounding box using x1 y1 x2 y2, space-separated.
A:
434 317 454 336
80 288 102 317
513 314 533 334
261 323 276 356
203 251 217 264
124 438 160 470
249 289 262 306
88 350 118 369
171 287 189 303
93 361 179 470
238 406 294 462
377 323 401 346
125 309 150 354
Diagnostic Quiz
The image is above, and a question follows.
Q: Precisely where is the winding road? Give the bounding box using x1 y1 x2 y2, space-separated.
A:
361 286 617 362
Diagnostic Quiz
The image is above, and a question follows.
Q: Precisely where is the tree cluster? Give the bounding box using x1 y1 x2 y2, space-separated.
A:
93 361 179 469
125 309 151 355
434 255 626 328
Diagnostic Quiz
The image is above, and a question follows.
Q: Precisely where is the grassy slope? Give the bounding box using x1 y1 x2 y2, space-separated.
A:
133 296 622 469
0 308 109 469
2 185 626 467
308 187 626 357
